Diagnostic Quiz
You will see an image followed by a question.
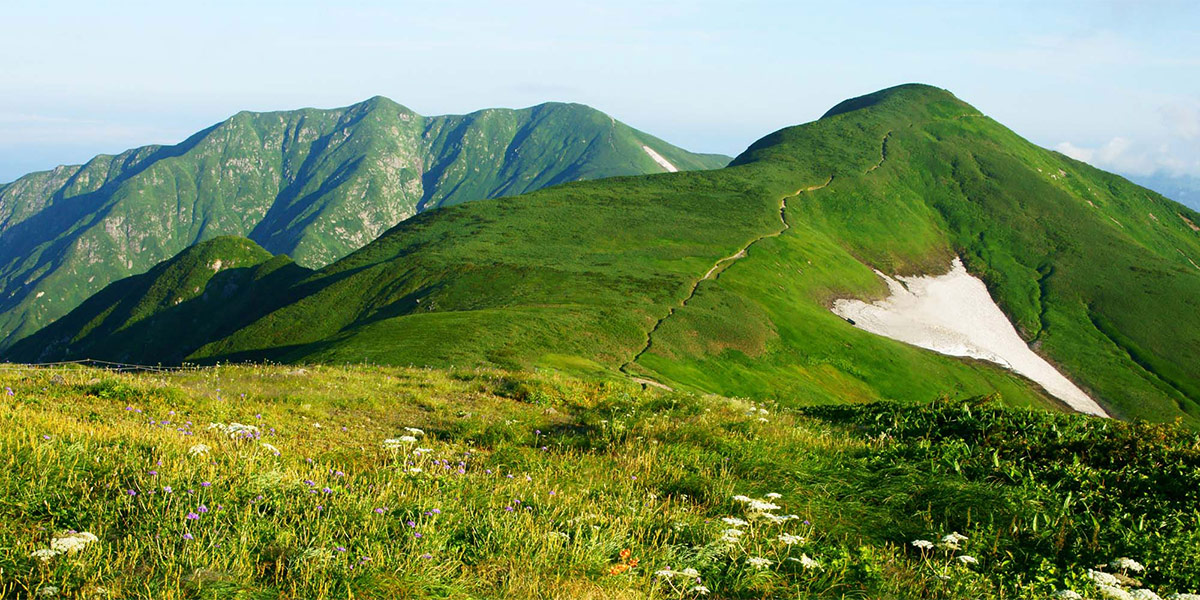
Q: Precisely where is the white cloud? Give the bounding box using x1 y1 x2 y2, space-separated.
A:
1056 136 1200 178
1159 102 1200 141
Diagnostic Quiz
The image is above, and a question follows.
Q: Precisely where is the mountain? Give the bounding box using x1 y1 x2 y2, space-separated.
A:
0 99 729 349
12 84 1200 426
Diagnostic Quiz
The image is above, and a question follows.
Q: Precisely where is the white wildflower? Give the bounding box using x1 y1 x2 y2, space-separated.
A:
654 569 675 579
1089 569 1121 586
759 513 789 524
957 555 978 565
260 442 280 456
382 437 417 449
415 447 433 453
690 585 711 595
797 554 821 569
188 443 210 456
1051 591 1083 600
721 517 748 526
758 408 769 415
747 556 773 569
911 539 934 550
732 494 753 503
942 532 968 544
1111 557 1146 573
403 427 425 436
678 567 700 579
765 492 782 499
757 417 769 422
747 500 781 512
1098 585 1135 600
719 528 744 543
30 548 60 561
1131 590 1162 600
1166 595 1200 600
941 531 968 549
50 531 98 554
37 586 59 597
778 533 804 545
408 467 422 473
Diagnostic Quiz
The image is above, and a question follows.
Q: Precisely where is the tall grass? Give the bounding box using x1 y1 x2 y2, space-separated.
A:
1 365 1196 598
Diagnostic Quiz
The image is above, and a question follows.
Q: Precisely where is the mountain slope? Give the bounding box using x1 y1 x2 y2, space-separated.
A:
13 85 1200 425
0 99 728 349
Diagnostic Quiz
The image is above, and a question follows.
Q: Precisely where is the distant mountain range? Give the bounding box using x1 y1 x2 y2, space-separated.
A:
12 84 1200 428
0 99 729 348
1128 172 1200 211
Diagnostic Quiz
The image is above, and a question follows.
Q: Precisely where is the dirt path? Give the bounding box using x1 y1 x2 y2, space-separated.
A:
865 131 891 173
621 176 834 388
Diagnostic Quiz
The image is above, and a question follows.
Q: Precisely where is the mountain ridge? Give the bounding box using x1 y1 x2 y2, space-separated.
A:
0 98 729 348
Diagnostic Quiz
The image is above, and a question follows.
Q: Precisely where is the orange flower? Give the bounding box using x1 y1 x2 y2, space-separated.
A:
619 548 631 560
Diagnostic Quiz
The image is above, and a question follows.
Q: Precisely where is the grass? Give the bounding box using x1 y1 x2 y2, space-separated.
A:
2 364 1197 599
12 84 1200 428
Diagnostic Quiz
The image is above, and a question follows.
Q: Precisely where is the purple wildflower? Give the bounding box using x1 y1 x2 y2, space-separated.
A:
186 512 200 520
182 533 193 540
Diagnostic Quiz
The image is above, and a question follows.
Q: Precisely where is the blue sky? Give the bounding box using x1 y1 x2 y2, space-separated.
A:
1 0 1197 183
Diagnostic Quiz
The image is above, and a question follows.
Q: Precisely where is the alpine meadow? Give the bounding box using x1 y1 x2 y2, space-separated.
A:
2 64 1199 600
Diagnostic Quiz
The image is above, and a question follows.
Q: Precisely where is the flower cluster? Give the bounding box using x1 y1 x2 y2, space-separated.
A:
30 531 98 561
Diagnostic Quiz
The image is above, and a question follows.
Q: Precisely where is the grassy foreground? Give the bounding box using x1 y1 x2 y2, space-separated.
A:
1 364 1197 599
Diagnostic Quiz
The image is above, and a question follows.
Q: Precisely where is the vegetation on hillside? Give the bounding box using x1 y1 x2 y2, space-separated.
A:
1 364 1196 599
0 99 727 348
13 85 1200 427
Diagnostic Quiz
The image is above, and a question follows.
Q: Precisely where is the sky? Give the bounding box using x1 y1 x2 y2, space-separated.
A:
1 0 1198 185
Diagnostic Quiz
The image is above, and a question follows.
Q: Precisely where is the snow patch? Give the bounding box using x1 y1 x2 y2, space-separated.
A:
641 145 678 173
831 258 1108 417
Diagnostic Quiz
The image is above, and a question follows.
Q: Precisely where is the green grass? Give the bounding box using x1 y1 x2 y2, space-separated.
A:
0 98 728 349
1 364 1197 599
11 84 1200 427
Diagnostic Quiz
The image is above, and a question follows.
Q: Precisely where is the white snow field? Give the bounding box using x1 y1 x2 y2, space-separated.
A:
831 258 1108 417
641 145 678 172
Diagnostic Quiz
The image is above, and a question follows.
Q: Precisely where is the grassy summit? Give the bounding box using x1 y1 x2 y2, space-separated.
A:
1 364 1196 598
10 84 1200 426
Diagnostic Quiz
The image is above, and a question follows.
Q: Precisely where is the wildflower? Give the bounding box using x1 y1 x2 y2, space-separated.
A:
720 528 744 542
374 507 387 514
403 427 425 436
798 554 821 569
420 553 432 559
1089 569 1121 586
778 533 804 545
690 585 711 595
261 442 280 455
1051 591 1084 600
679 567 700 579
198 505 209 513
957 555 978 565
654 569 675 579
182 533 193 540
747 556 772 569
732 495 753 503
1097 585 1135 600
30 548 61 561
36 586 59 597
163 486 173 494
409 467 422 473
1130 591 1162 600
186 512 200 521
765 492 782 499
747 500 781 512
335 546 347 552
188 443 210 456
126 489 137 496
50 531 98 554
911 539 934 550
1110 557 1146 573
1165 595 1200 600
721 517 748 526
941 531 968 549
